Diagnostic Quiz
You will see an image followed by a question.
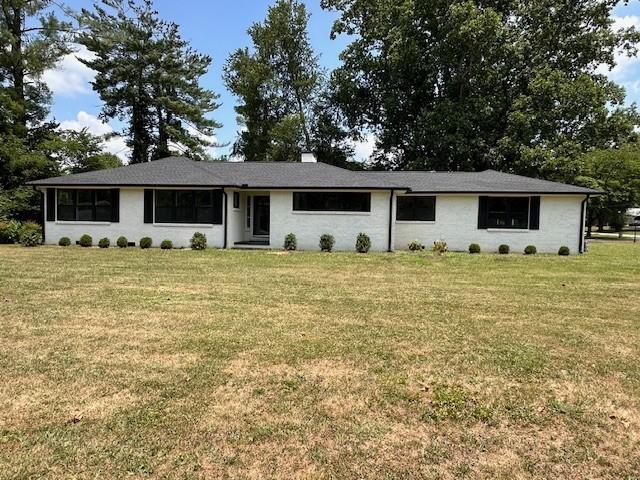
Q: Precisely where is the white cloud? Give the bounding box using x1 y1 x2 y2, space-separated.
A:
597 16 640 80
352 133 376 162
42 45 96 96
59 111 130 162
169 124 220 158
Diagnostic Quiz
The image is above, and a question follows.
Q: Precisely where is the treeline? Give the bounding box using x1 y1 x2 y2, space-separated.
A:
1 0 639 228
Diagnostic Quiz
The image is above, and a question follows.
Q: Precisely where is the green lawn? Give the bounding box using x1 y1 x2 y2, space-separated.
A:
0 243 639 479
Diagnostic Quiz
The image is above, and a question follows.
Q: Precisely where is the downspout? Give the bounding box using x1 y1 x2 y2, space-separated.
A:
579 195 589 253
388 190 394 252
223 189 228 249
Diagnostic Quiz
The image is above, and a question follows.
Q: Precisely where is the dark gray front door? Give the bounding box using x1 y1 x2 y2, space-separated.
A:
253 196 270 236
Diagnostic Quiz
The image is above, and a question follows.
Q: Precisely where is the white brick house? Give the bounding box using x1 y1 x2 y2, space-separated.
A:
28 156 599 253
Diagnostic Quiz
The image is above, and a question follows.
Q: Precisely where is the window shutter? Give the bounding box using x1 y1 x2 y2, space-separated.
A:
111 188 120 222
529 196 540 230
46 189 56 222
212 190 223 224
477 196 488 229
144 189 154 223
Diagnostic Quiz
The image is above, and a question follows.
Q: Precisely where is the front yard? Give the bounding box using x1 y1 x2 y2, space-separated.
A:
0 243 638 479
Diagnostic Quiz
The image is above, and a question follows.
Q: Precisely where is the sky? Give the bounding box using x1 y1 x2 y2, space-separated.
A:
43 0 640 163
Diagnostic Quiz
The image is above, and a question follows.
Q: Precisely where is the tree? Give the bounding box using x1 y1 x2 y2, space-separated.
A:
47 129 122 174
0 0 72 220
225 0 352 164
322 0 640 174
575 145 640 235
78 0 221 163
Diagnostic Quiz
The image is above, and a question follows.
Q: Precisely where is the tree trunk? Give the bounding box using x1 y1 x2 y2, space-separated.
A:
9 3 27 136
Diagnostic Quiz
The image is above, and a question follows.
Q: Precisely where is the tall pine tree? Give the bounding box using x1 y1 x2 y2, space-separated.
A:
0 0 72 219
78 0 221 163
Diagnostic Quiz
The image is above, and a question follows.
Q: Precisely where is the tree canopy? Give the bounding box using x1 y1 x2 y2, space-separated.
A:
322 0 640 174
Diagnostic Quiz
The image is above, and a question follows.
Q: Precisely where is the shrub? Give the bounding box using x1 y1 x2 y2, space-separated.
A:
161 239 173 250
408 240 424 252
558 246 570 256
319 234 335 252
190 232 207 250
284 233 297 251
139 237 152 249
58 237 71 247
355 233 371 253
498 244 510 255
98 237 110 249
79 234 92 247
524 245 537 255
116 236 128 248
468 243 481 254
19 230 41 247
432 240 448 255
0 219 26 244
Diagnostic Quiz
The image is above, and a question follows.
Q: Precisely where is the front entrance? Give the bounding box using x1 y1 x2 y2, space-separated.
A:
252 195 270 237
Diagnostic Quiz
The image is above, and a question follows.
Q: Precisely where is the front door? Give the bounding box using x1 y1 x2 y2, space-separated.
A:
252 196 270 236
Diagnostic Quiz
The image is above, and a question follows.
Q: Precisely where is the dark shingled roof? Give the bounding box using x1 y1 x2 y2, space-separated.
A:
27 156 599 194
358 170 599 194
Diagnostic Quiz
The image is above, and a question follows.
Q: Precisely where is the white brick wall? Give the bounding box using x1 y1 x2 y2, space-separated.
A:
394 194 584 254
43 188 585 253
269 190 392 252
44 188 224 248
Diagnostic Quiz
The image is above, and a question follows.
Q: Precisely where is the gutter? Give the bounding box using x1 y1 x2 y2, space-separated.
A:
579 194 589 253
388 190 394 252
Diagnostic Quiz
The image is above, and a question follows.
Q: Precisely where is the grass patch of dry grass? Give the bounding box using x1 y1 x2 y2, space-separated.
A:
0 242 639 479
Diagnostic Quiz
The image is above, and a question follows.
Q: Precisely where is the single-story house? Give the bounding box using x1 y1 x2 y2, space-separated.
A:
27 154 600 253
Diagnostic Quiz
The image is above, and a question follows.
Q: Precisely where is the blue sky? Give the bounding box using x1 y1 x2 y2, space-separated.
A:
44 0 640 162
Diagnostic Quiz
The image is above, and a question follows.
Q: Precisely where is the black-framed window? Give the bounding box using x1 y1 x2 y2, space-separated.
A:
154 190 222 224
396 196 436 221
486 197 530 229
293 192 371 212
233 191 240 209
57 189 116 222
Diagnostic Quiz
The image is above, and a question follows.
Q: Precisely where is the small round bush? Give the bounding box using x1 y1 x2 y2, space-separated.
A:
58 237 71 247
469 243 481 254
408 240 424 252
355 233 371 253
319 234 335 252
116 236 128 248
524 245 537 255
98 237 110 249
79 234 92 247
190 232 207 250
284 233 297 251
432 240 448 255
160 239 173 250
498 244 510 254
139 237 152 249
19 230 42 247
558 246 570 256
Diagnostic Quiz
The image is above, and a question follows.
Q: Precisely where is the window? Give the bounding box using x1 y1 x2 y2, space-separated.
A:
486 197 530 229
154 190 222 224
57 189 115 222
233 191 240 209
396 196 436 221
293 192 371 212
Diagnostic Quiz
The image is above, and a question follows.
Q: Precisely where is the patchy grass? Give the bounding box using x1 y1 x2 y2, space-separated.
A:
0 242 639 479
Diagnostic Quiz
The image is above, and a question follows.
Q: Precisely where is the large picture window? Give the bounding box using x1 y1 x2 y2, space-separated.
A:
396 196 436 221
486 197 530 229
293 192 371 212
154 190 222 224
57 189 116 222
